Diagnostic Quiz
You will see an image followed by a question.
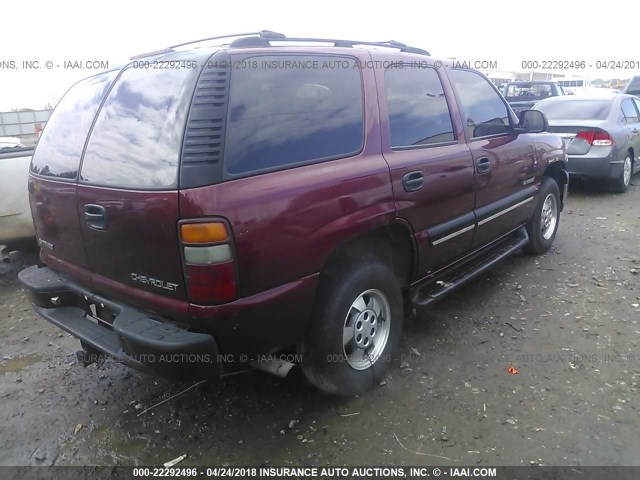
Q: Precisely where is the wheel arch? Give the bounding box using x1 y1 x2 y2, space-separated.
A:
320 221 417 289
543 160 568 210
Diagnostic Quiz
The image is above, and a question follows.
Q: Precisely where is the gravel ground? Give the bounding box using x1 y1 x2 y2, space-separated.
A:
1 180 639 467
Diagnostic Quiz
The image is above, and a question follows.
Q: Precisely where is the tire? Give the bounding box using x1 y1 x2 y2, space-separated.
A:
523 177 560 255
611 154 632 193
299 260 403 396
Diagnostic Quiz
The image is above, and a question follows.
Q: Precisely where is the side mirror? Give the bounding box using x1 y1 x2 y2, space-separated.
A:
518 109 548 133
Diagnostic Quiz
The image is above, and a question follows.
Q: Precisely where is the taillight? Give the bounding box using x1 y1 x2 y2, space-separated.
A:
593 131 614 146
576 130 614 147
179 221 238 304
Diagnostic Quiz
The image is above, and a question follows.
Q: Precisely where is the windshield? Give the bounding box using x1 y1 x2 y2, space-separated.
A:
505 83 553 101
536 99 611 121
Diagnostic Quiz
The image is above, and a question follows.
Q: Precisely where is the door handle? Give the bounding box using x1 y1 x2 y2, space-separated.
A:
402 171 424 192
84 204 108 230
476 157 492 174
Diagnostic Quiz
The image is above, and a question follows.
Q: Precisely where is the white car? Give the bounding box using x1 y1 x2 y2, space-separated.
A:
0 137 35 247
567 87 620 97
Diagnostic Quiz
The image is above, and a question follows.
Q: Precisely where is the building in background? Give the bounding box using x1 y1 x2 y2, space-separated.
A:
0 109 52 147
482 70 517 88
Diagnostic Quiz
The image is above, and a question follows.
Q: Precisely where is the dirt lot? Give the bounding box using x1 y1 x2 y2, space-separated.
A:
1 180 639 467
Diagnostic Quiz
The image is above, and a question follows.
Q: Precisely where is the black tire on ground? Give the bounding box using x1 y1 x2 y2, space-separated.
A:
611 154 632 193
299 260 403 396
523 177 560 255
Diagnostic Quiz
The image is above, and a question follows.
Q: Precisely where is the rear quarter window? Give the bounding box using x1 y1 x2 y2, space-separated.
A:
223 55 364 177
30 71 117 179
80 65 198 189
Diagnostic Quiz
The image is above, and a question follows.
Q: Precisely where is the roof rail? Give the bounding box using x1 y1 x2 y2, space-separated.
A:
129 30 429 60
257 36 430 56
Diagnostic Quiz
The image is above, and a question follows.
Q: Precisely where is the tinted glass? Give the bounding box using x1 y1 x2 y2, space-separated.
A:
634 98 640 116
450 69 510 138
505 83 553 102
224 55 363 176
30 71 116 179
81 66 197 188
536 99 611 121
621 99 639 123
385 66 455 147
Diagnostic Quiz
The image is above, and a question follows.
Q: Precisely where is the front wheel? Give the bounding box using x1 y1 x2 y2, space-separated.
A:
524 178 560 255
299 261 403 396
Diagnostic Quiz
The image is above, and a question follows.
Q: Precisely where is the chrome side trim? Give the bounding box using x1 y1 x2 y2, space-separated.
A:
477 197 534 226
432 224 475 246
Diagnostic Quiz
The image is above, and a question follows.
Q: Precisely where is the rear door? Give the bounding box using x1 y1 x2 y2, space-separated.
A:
76 62 201 302
378 61 476 275
621 98 640 162
447 68 538 248
29 71 117 276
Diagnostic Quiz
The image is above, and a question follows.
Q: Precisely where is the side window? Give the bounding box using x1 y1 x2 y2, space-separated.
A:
384 65 455 148
449 69 511 138
30 71 117 179
621 99 639 124
634 98 640 119
224 55 364 176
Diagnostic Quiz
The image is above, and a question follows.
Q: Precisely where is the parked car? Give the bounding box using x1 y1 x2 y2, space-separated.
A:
503 81 565 115
0 136 24 150
535 94 640 192
568 87 621 97
0 138 35 247
623 75 640 97
19 31 567 396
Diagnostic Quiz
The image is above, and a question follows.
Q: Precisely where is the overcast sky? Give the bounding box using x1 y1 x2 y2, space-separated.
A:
1 0 639 111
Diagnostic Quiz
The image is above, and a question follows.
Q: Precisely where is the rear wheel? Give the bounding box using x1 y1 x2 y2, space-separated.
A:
299 260 403 396
524 177 560 255
611 154 632 193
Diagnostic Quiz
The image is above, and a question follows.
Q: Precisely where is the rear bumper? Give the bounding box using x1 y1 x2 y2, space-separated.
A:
567 152 622 180
18 265 222 380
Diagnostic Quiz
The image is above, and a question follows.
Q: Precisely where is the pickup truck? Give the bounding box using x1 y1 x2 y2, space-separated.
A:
504 81 565 115
0 139 35 248
19 31 568 396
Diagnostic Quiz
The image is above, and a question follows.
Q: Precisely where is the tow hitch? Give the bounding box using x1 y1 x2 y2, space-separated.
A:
76 342 104 367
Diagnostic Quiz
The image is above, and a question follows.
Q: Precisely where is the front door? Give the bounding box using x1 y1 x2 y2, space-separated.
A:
447 68 538 248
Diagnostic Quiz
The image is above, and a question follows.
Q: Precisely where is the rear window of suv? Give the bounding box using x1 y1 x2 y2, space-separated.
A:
30 71 117 179
505 83 553 102
80 65 198 189
223 55 364 176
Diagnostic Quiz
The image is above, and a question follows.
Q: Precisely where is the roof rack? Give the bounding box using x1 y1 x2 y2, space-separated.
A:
130 30 429 59
254 35 430 56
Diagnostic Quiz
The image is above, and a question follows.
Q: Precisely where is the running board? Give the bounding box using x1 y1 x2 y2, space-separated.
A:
410 227 529 307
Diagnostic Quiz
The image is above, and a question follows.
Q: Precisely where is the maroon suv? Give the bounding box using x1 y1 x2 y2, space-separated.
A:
19 31 568 396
